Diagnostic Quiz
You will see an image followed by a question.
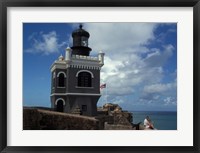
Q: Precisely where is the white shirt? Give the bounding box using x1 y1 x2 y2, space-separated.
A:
144 118 150 128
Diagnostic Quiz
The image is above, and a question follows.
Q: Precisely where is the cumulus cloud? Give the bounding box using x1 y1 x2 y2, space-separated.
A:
84 23 175 92
25 31 67 55
140 79 177 106
143 82 176 94
84 23 158 95
84 23 177 108
85 23 157 55
163 97 177 106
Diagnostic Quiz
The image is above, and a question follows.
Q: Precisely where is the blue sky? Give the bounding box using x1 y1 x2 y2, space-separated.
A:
23 23 177 111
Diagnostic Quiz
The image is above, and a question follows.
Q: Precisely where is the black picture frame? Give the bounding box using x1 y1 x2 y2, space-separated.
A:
0 0 199 152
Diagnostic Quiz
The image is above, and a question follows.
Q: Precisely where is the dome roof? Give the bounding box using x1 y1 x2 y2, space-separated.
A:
72 24 90 38
58 54 64 61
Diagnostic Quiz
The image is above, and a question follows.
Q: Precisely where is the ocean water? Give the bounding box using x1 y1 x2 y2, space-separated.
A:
131 111 177 130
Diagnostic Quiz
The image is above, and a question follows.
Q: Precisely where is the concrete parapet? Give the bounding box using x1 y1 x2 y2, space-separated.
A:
23 107 99 130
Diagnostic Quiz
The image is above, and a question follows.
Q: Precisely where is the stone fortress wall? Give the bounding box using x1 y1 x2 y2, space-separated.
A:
23 103 140 130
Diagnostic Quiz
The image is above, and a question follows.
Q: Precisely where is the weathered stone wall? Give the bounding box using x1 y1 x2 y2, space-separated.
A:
104 122 133 130
23 105 136 130
95 110 133 129
112 111 133 126
23 107 99 130
95 115 114 129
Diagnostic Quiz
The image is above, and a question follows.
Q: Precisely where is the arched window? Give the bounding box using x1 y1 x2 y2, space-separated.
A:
57 72 66 87
78 72 92 87
55 98 65 112
57 100 64 112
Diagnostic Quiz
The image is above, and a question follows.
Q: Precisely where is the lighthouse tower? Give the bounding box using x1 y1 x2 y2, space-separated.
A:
50 25 104 116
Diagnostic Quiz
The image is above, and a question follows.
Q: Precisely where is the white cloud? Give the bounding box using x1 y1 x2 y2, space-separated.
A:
143 82 176 94
83 23 176 98
140 80 177 106
85 23 157 54
25 31 67 55
163 97 177 105
83 23 176 109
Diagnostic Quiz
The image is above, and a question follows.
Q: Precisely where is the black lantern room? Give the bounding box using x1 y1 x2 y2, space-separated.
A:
71 24 92 56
